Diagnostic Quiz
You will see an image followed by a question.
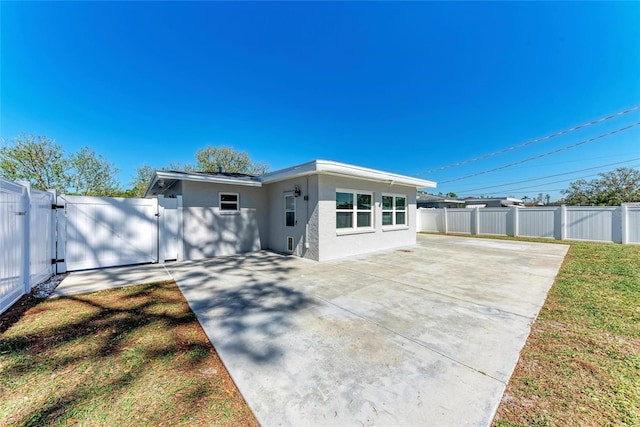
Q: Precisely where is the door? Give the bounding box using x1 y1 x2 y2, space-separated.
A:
284 193 296 252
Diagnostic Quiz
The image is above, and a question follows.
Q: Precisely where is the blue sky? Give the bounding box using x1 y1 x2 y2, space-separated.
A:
1 1 639 200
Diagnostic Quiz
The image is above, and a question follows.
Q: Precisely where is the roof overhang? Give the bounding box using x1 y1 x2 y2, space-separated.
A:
260 160 436 189
144 170 261 198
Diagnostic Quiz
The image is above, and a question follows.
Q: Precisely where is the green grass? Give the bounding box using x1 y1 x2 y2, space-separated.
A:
430 234 640 426
0 281 257 427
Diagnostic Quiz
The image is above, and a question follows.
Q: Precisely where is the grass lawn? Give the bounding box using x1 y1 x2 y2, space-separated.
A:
442 235 640 426
0 281 258 427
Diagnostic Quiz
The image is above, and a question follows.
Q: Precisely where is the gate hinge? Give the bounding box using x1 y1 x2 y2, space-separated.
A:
52 204 64 210
51 259 65 264
16 211 27 216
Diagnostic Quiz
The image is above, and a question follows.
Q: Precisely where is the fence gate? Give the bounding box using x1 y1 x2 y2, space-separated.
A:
58 195 159 271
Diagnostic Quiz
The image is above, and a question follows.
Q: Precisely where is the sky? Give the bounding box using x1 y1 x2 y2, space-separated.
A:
1 1 639 201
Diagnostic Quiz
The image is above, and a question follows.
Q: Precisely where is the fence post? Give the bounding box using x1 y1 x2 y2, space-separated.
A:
176 195 184 261
17 181 32 293
55 195 67 274
47 189 57 277
621 204 629 244
471 207 480 235
554 205 567 241
509 206 519 237
443 208 448 234
157 195 166 263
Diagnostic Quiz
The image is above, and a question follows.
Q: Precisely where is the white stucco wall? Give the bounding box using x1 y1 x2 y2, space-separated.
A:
316 175 417 261
180 181 269 259
266 175 320 260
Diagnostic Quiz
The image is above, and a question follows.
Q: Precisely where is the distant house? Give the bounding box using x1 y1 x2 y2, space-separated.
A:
463 197 524 208
416 192 466 209
145 160 436 262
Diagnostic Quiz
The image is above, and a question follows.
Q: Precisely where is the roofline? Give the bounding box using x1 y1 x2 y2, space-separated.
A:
143 170 262 198
259 160 436 188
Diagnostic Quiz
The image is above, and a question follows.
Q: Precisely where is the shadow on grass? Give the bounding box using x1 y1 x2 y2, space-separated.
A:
0 294 46 335
0 279 265 426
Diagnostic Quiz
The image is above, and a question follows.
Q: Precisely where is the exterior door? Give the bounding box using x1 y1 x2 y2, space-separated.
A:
284 193 296 252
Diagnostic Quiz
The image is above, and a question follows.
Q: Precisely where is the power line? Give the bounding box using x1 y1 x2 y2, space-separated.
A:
419 105 640 175
458 163 640 196
455 158 640 193
440 122 640 184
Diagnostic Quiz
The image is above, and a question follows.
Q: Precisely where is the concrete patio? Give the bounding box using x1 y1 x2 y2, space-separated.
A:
165 234 569 426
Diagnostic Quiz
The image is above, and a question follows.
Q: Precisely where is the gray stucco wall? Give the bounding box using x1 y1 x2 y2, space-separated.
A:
316 175 417 261
180 181 269 260
266 175 320 260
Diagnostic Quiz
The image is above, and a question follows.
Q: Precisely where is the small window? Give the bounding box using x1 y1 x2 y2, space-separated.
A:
219 192 239 211
336 190 373 230
287 236 294 252
285 194 295 227
382 194 407 227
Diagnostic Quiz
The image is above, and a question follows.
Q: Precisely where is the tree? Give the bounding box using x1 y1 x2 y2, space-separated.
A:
127 146 268 197
0 134 69 191
68 147 121 196
0 134 123 196
561 167 640 206
129 164 155 198
194 146 268 174
167 161 197 173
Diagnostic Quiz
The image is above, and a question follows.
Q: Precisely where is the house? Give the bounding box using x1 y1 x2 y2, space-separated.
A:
416 192 466 209
144 160 436 262
463 196 524 208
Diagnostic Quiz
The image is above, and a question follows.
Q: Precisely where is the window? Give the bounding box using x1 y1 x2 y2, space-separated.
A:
336 190 372 230
382 194 407 227
285 194 295 227
219 192 239 211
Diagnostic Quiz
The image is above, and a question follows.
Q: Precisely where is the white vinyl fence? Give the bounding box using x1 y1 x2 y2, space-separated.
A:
417 205 640 244
57 194 182 271
1 179 55 314
1 178 183 315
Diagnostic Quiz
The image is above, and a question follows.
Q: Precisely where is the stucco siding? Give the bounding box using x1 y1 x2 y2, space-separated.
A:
180 181 269 259
317 175 417 261
266 176 320 260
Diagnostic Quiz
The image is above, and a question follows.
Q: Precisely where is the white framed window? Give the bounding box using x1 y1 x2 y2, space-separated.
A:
285 193 295 227
382 194 407 227
219 192 239 212
336 190 373 230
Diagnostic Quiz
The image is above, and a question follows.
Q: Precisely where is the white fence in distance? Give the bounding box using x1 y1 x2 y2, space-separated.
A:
0 178 55 314
417 205 640 244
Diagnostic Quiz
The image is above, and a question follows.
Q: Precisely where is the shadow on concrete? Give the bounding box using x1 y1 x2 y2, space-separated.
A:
168 252 315 365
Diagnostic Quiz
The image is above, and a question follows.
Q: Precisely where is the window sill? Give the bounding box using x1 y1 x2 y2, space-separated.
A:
336 227 376 236
219 211 240 215
382 226 410 232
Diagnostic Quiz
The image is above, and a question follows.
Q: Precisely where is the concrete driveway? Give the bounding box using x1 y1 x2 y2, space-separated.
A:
166 234 569 426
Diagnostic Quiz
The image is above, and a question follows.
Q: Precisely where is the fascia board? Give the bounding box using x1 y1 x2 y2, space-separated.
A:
144 170 262 198
155 171 261 187
260 160 437 189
